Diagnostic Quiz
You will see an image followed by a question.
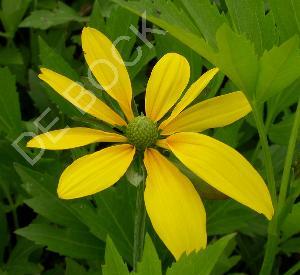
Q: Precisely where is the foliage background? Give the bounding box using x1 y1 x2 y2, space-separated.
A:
0 0 299 274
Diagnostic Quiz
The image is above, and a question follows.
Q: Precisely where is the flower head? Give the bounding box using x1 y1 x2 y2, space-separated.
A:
28 27 274 260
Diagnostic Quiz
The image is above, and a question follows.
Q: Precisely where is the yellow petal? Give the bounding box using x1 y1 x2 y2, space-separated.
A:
144 148 206 260
39 68 126 126
145 53 190 122
27 127 126 150
166 132 274 220
160 68 219 129
58 144 135 199
81 27 134 121
161 91 251 135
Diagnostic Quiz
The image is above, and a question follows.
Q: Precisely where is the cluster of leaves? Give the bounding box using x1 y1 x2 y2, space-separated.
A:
0 0 299 274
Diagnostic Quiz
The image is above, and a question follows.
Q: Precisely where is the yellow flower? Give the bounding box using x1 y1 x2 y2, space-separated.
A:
27 27 274 260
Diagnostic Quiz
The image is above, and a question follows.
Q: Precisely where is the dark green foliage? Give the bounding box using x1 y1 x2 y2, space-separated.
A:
1 0 300 274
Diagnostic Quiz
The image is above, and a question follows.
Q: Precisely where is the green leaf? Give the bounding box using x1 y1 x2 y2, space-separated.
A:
281 237 300 254
15 224 104 260
269 0 300 42
269 114 300 145
255 37 300 102
5 238 42 275
166 234 236 275
206 200 267 236
0 205 8 264
88 0 106 30
102 237 130 275
15 164 88 229
281 203 300 241
93 181 135 264
0 67 22 139
105 6 139 61
0 47 23 65
20 1 87 30
214 24 258 98
267 78 300 121
112 0 215 62
136 234 162 275
38 37 82 117
225 0 277 54
0 0 31 36
179 0 227 48
65 258 89 275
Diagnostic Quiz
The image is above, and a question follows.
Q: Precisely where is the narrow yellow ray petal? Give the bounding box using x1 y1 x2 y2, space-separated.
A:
27 127 127 150
58 144 135 199
81 27 134 121
156 139 169 150
145 53 190 122
144 148 206 260
167 132 274 220
161 91 251 135
160 68 219 129
39 68 126 126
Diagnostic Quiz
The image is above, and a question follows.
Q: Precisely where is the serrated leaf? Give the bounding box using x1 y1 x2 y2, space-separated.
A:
256 37 300 102
269 0 300 42
214 24 258 98
15 224 104 260
179 0 227 48
0 67 22 139
166 234 236 275
20 1 87 30
102 237 130 275
113 0 215 62
135 234 162 275
226 0 277 54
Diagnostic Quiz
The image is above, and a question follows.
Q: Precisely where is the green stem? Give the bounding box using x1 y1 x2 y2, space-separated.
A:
259 99 300 275
278 99 300 210
251 109 276 163
251 102 278 275
252 103 277 205
133 155 146 271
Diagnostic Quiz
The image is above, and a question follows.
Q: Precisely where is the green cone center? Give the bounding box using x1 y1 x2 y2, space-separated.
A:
125 116 159 151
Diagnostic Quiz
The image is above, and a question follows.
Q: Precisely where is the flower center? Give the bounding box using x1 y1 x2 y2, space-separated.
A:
125 115 159 151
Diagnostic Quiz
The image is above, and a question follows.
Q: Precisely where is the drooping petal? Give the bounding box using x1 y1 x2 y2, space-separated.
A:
27 127 127 150
58 144 135 199
81 27 134 121
166 132 274 220
143 148 206 260
39 68 126 126
161 91 251 135
160 68 219 129
145 53 190 122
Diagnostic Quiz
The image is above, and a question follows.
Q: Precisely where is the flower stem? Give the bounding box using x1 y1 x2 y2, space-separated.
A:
259 99 300 275
251 102 277 205
133 154 146 271
278 98 300 210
